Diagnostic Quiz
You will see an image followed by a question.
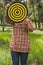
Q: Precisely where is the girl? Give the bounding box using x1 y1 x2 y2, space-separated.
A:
4 1 33 65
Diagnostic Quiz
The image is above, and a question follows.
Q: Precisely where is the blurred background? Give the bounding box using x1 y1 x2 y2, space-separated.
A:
0 0 43 65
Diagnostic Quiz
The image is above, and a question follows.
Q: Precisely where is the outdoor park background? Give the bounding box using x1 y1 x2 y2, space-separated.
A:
0 0 43 65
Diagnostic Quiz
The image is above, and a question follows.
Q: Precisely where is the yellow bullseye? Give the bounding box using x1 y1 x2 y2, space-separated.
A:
7 2 28 23
16 10 19 14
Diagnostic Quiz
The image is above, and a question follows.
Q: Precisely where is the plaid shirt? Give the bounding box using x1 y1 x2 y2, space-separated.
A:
4 16 33 52
9 17 33 52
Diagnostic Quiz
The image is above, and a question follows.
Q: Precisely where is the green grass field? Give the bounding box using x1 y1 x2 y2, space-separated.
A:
0 30 43 65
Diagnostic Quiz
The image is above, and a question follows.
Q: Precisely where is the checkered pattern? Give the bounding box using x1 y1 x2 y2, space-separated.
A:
9 17 33 52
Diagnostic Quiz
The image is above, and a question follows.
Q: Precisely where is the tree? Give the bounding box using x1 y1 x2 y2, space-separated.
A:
27 0 43 29
0 3 5 31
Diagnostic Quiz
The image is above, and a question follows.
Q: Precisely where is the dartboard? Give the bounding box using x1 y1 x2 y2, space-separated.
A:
7 2 28 23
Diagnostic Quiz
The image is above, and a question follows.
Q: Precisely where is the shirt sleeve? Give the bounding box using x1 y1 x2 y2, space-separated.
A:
4 10 15 25
25 17 34 32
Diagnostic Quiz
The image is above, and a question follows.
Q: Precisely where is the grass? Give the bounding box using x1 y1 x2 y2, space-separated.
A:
28 30 43 65
0 30 43 65
0 31 12 65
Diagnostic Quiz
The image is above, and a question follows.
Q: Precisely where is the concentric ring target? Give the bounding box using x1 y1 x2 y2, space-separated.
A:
7 2 28 23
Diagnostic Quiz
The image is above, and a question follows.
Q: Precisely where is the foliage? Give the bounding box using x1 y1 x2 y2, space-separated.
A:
0 3 5 18
27 0 43 29
0 0 43 29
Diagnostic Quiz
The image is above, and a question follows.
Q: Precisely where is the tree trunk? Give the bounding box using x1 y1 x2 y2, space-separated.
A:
2 15 5 31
